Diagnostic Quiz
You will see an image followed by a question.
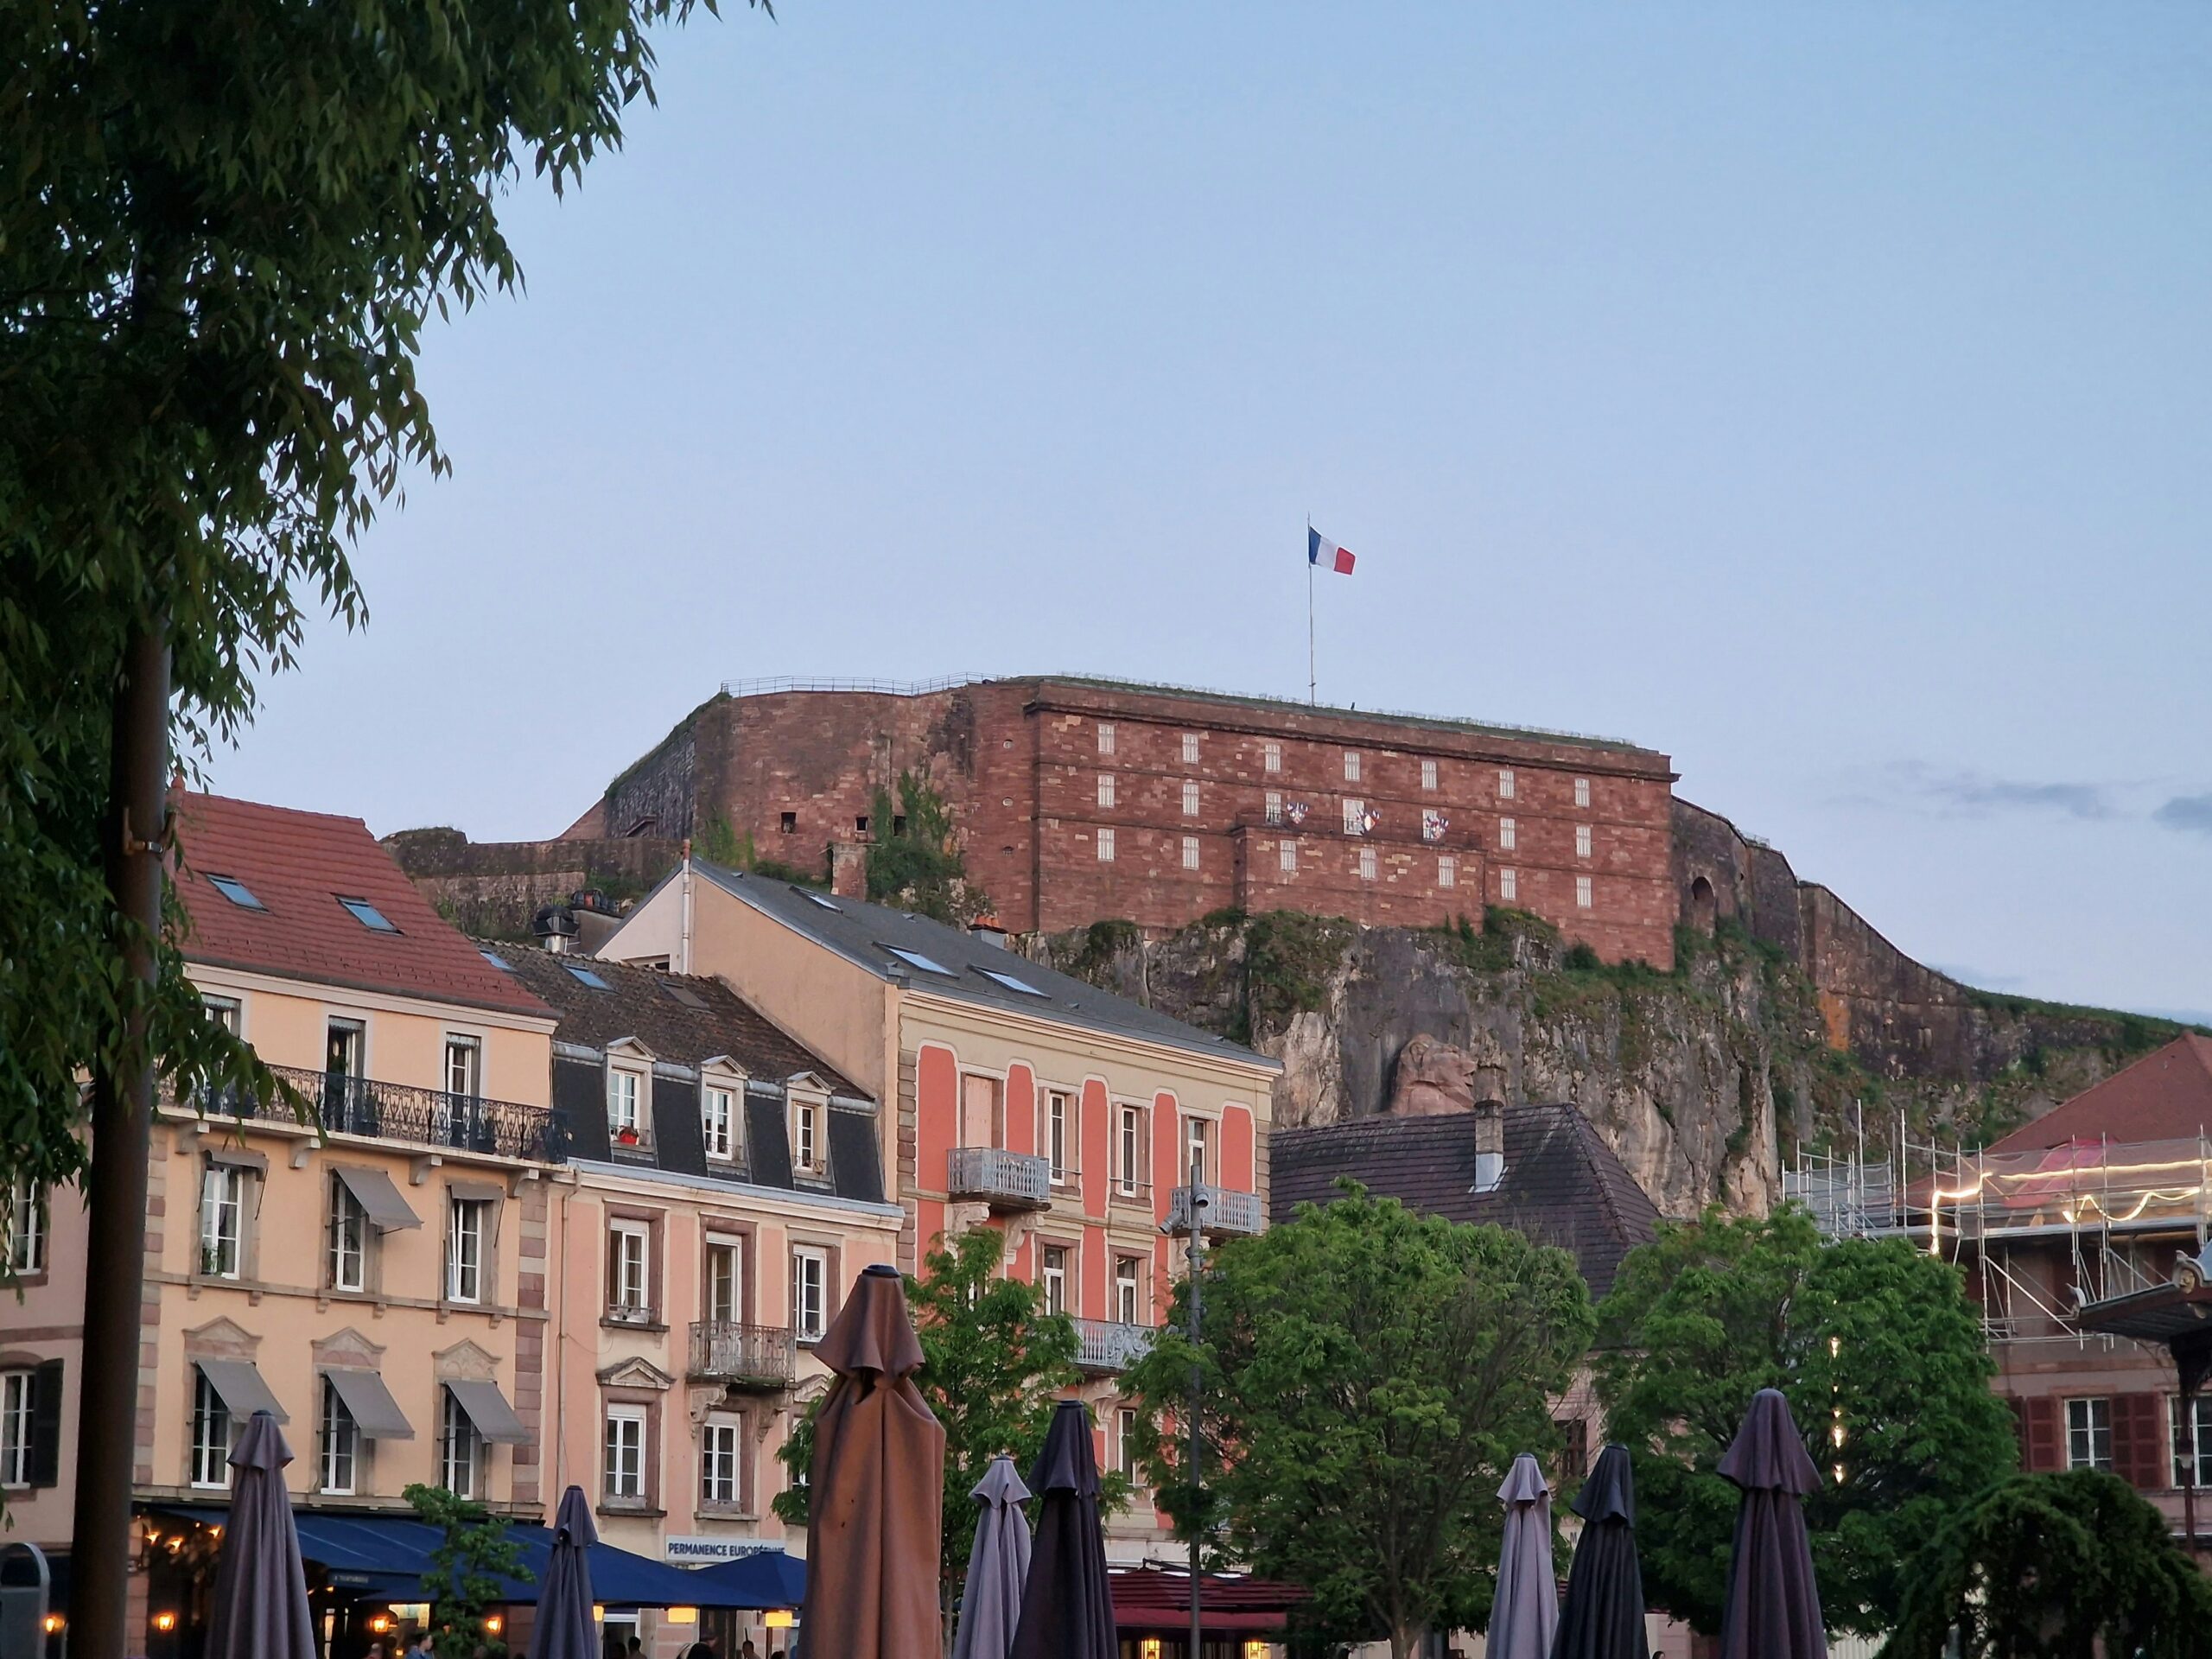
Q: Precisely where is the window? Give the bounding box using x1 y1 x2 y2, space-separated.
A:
885 945 953 976
1096 772 1116 809
793 1098 823 1175
791 1247 829 1341
979 969 1048 996
2173 1395 2212 1488
604 1407 647 1503
1557 1416 1591 1483
321 1378 359 1496
705 1237 744 1325
1576 875 1594 909
1117 1105 1144 1196
1115 1255 1142 1325
1040 1245 1069 1316
442 1389 482 1497
1045 1092 1071 1185
1342 798 1366 836
336 896 399 932
607 1069 642 1139
1421 758 1439 791
1279 840 1297 874
1497 767 1516 800
1343 751 1361 782
444 1035 480 1098
1500 868 1518 902
1113 1407 1138 1479
1358 847 1378 881
564 963 613 991
1265 790 1283 824
1438 855 1457 889
325 1017 363 1077
801 890 844 912
1181 733 1200 764
1574 777 1592 808
190 1370 232 1488
702 1086 737 1160
1263 741 1282 773
0 1371 33 1488
6 1174 46 1276
1181 836 1200 871
328 1178 367 1293
608 1223 651 1319
1181 780 1200 817
702 1414 744 1508
1575 824 1593 859
1096 721 1116 755
2066 1397 2113 1471
480 949 514 971
207 874 264 911
779 811 797 834
200 1164 245 1279
1498 817 1516 851
1096 827 1116 862
204 995 243 1034
447 1197 488 1304
1185 1116 1212 1186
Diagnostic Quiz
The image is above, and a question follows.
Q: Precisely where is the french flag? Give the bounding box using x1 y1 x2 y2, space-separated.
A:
1307 526 1356 575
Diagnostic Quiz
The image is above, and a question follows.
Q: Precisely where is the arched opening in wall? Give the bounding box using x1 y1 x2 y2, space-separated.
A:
1688 875 1718 936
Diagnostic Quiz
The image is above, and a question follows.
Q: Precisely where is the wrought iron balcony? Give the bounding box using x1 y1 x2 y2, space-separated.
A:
167 1063 568 1163
1072 1319 1154 1376
946 1147 1052 1212
688 1320 798 1389
1164 1184 1265 1240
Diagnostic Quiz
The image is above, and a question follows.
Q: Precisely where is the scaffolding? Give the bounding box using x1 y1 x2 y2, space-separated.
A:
1785 1106 2212 1349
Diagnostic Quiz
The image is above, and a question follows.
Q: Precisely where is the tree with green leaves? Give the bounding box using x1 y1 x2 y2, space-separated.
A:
1121 1186 1596 1659
404 1482 532 1655
1594 1205 2018 1637
1880 1470 2212 1659
774 1227 1122 1634
867 772 987 924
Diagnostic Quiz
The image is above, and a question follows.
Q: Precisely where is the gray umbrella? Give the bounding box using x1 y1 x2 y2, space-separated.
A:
951 1455 1033 1659
204 1409 315 1659
1490 1452 1560 1659
531 1485 598 1659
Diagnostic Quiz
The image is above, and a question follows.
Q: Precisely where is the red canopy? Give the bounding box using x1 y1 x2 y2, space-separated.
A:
1108 1567 1305 1632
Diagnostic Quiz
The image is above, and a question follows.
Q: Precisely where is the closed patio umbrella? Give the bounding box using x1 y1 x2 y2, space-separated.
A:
1007 1400 1115 1659
204 1410 315 1659
1490 1452 1559 1659
531 1485 598 1659
1550 1444 1649 1659
951 1454 1033 1659
797 1262 946 1659
1718 1389 1827 1659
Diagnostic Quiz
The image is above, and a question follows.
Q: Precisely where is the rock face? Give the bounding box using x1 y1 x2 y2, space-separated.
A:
1387 1035 1488 1116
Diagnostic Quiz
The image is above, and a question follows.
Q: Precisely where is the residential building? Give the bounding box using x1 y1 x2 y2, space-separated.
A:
6 792 564 1653
594 856 1281 1563
488 944 901 1656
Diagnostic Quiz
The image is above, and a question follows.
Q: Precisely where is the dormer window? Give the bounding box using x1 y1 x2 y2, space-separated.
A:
608 1068 645 1145
702 1077 741 1162
791 1088 828 1177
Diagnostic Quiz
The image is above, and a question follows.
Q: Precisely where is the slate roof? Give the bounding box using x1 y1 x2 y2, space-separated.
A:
485 942 861 1097
1986 1034 2212 1154
1269 1105 1662 1299
683 861 1277 1070
174 791 550 1019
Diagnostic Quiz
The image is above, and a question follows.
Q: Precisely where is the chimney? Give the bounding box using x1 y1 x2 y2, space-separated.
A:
532 902 579 955
830 840 868 900
968 915 1009 950
1471 1098 1505 1194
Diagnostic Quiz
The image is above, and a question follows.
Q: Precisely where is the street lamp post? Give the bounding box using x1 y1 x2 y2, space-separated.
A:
1186 1158 1205 1659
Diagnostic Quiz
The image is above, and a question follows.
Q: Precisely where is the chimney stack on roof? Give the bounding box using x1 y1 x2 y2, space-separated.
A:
532 903 579 955
1472 1098 1505 1194
969 915 1009 949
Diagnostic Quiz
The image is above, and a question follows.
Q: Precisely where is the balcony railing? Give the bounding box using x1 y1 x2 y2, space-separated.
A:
947 1147 1052 1211
1072 1319 1154 1375
167 1064 568 1163
689 1320 798 1389
1164 1184 1265 1239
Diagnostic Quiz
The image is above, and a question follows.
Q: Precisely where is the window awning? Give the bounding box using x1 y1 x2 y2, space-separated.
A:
332 1164 422 1232
444 1378 530 1445
196 1359 287 1423
323 1367 415 1440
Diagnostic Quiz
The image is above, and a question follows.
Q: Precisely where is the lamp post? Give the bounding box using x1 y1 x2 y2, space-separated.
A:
1185 1156 1206 1659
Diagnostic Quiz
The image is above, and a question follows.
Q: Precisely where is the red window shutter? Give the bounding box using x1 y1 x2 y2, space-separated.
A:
2007 1395 2029 1467
2024 1395 2062 1471
2113 1393 2166 1491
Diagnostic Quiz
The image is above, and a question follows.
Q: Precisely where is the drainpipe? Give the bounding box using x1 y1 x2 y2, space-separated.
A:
680 841 695 976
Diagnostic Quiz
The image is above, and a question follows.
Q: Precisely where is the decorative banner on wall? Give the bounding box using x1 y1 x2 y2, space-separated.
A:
1285 801 1310 826
1422 811 1449 843
1360 808 1382 836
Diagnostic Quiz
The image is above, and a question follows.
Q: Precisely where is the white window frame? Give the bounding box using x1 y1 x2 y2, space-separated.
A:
1438 855 1457 889
1096 772 1116 810
1574 776 1592 809
190 1370 232 1489
203 994 243 1035
200 1164 245 1280
1342 798 1366 836
1185 1115 1213 1186
607 1068 643 1138
1343 751 1361 783
1116 1105 1143 1197
792 1096 824 1175
705 1236 744 1325
1113 1406 1139 1479
1421 758 1439 791
1181 836 1200 871
1096 721 1116 755
328 1178 368 1293
0 1371 33 1489
2173 1394 2212 1489
1358 846 1378 882
1045 1091 1071 1185
321 1377 359 1496
1096 827 1116 862
702 1084 738 1162
2066 1396 2113 1471
604 1406 647 1502
1040 1243 1070 1316
1500 868 1518 903
702 1412 744 1508
6 1174 47 1276
441 1388 483 1497
1115 1255 1141 1325
1498 817 1517 851
1576 824 1594 859
1181 733 1200 764
1576 875 1594 910
1263 741 1282 774
1279 840 1297 874
1264 790 1282 824
443 1034 481 1099
447 1197 487 1305
609 1221 651 1319
791 1246 830 1342
1497 767 1516 800
1181 780 1200 817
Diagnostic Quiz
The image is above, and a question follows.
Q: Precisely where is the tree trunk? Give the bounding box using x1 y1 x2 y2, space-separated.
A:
1389 1619 1427 1659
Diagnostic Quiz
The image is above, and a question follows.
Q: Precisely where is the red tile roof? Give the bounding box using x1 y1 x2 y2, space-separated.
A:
173 792 552 1019
1986 1034 2212 1153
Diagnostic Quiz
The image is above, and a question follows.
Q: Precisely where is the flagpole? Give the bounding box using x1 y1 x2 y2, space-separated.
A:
1306 514 1317 705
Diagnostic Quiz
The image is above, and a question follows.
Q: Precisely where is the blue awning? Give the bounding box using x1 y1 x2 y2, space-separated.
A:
684 1548 806 1609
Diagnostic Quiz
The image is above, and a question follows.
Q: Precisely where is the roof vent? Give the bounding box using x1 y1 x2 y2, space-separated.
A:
532 903 579 955
1471 1098 1506 1195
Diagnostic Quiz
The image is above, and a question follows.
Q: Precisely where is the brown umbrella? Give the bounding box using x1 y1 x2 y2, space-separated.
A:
798 1262 946 1659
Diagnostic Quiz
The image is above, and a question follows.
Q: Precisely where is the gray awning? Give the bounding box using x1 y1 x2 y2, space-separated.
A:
444 1379 531 1446
332 1164 422 1232
197 1359 287 1423
323 1366 416 1440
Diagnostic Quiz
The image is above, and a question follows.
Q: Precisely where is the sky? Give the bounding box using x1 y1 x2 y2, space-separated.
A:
207 3 2212 1023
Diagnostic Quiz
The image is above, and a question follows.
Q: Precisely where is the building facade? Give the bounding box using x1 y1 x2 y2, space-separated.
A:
586 677 1681 965
596 856 1281 1563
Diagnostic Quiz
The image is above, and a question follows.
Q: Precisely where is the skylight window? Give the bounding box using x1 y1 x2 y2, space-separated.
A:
797 887 842 912
207 874 264 911
480 949 514 971
565 964 613 991
978 969 1048 998
336 896 399 933
661 982 709 1009
883 945 953 977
